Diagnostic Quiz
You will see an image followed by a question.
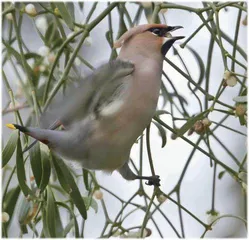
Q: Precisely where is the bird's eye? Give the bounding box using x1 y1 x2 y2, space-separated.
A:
149 28 161 36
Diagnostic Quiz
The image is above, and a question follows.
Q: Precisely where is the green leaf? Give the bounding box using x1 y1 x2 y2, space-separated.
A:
83 196 98 213
51 37 64 51
66 2 75 22
55 3 74 30
45 22 55 45
152 121 167 148
2 129 19 168
177 110 209 137
239 115 246 126
83 168 89 191
170 93 188 106
186 45 205 92
160 80 170 107
241 88 247 96
4 186 21 228
63 218 75 237
42 208 50 238
57 202 79 237
90 197 98 213
78 2 84 10
46 187 57 237
18 193 32 225
105 30 112 46
3 41 34 79
16 134 32 197
51 154 71 192
117 4 127 40
39 150 51 192
45 22 61 47
3 41 22 64
51 154 87 219
155 109 171 116
24 53 41 60
218 171 226 179
143 5 153 23
54 203 64 237
20 224 28 234
29 142 42 186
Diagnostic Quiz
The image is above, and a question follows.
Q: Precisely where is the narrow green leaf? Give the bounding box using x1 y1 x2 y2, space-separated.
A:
18 193 33 226
78 2 84 10
90 197 98 213
143 6 153 24
3 41 34 78
177 110 209 137
45 22 55 45
29 142 42 186
105 30 112 47
24 52 41 60
54 202 64 237
117 4 127 39
83 168 89 191
3 41 22 63
52 154 87 219
45 22 61 47
186 46 205 92
239 115 246 126
2 129 19 168
4 186 21 228
66 2 75 22
160 80 170 107
83 196 98 213
46 187 57 237
152 121 167 148
170 93 188 106
155 110 171 116
39 150 51 193
51 37 64 51
55 3 74 30
20 224 28 234
218 171 226 179
63 218 75 237
42 208 50 238
241 88 247 96
56 202 79 237
16 134 32 197
51 154 71 192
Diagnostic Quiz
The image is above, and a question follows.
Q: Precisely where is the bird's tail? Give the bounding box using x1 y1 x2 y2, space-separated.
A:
6 120 62 152
6 123 51 148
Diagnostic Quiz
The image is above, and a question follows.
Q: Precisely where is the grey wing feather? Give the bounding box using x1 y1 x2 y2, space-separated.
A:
40 60 134 128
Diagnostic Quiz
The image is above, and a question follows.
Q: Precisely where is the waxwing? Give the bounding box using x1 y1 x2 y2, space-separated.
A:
7 24 184 186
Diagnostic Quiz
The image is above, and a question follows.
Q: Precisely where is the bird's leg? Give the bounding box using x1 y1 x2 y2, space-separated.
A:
118 162 161 187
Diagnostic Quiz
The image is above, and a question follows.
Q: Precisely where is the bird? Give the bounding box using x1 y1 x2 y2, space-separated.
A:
6 24 184 186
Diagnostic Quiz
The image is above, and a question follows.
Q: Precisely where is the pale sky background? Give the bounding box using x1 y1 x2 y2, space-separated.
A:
2 1 247 238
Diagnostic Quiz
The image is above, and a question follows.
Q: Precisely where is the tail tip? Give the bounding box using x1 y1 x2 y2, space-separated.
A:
6 123 16 130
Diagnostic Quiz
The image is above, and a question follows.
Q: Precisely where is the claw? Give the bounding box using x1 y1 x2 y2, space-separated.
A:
145 175 161 187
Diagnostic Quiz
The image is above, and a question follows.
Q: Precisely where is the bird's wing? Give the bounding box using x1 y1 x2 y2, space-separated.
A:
41 60 134 129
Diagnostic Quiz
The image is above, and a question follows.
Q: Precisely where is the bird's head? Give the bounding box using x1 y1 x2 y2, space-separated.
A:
114 24 184 57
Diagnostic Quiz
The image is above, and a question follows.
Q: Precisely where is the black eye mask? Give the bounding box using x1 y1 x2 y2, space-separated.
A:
148 26 185 55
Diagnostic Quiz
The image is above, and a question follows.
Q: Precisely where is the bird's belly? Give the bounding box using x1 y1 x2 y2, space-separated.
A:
85 136 130 171
115 69 161 142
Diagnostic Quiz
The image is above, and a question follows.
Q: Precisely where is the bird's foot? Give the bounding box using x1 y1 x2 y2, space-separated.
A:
136 175 161 187
145 175 161 187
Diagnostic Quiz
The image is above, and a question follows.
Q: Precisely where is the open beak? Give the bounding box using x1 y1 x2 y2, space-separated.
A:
161 26 185 55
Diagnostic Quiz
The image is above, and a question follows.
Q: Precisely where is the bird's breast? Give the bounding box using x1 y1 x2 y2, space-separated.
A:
102 59 163 145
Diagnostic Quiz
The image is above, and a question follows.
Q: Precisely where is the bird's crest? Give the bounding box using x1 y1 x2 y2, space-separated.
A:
113 24 168 49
